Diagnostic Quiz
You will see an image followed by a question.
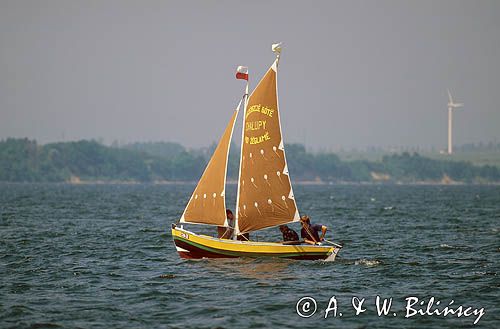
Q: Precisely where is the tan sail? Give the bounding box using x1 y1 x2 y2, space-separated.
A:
236 59 299 234
180 100 241 226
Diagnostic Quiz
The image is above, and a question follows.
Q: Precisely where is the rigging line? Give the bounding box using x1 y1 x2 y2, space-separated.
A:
220 228 233 239
237 233 250 241
323 239 343 248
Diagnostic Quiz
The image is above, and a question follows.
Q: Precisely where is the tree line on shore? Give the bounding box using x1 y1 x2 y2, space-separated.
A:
0 138 499 183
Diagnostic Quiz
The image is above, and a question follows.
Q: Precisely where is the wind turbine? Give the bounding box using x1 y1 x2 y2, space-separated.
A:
446 89 463 154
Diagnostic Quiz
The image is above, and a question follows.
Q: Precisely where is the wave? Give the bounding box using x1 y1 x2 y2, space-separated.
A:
28 323 63 329
354 258 382 267
439 243 469 250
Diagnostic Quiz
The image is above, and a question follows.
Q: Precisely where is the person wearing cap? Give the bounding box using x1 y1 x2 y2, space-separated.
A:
279 224 299 243
300 215 328 245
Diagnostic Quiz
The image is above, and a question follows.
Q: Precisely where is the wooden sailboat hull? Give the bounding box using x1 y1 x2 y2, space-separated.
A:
172 226 341 261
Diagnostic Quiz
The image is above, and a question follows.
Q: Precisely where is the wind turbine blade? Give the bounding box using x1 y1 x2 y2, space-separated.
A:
447 89 453 104
455 103 464 107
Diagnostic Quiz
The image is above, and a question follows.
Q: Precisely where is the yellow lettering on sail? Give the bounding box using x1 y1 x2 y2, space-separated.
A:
246 105 261 118
245 120 267 131
246 104 274 119
249 132 271 145
260 106 274 117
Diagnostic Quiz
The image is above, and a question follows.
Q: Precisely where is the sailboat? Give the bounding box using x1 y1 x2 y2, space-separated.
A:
171 44 342 261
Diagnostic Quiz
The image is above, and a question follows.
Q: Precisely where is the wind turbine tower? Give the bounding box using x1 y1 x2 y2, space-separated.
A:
446 89 463 154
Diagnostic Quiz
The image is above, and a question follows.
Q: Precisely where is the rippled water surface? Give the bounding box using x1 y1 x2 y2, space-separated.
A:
1 183 499 328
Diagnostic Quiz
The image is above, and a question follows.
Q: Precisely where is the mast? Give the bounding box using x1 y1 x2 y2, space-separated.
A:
234 74 249 239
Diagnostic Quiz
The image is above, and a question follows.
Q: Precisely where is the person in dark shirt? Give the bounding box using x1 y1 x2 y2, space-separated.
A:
279 225 299 243
300 215 328 245
217 209 250 241
217 209 234 239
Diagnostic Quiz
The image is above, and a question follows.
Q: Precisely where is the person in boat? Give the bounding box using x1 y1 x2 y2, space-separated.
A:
300 215 328 245
217 209 234 239
217 209 250 240
279 225 299 243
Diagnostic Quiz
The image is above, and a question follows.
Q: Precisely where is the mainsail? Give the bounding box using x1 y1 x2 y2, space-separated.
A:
180 100 241 226
235 57 300 234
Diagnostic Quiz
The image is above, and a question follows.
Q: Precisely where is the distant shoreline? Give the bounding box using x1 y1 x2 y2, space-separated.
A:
1 180 499 186
2 138 499 184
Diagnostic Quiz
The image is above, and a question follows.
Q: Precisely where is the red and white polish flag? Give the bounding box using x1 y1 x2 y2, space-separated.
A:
236 66 248 80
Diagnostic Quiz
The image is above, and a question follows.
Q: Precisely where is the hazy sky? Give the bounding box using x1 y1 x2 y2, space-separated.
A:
1 0 499 150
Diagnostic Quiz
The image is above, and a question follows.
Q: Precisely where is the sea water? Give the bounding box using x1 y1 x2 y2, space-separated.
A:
1 183 499 328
